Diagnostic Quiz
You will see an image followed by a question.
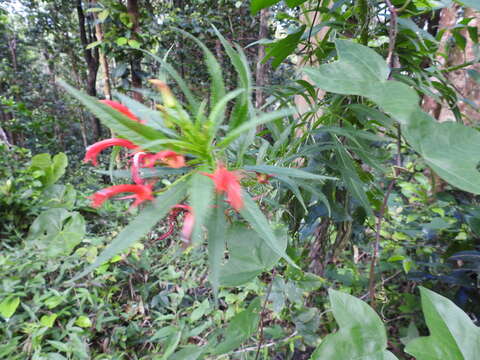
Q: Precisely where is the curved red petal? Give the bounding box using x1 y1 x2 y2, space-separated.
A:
89 184 153 208
100 100 144 123
84 138 136 166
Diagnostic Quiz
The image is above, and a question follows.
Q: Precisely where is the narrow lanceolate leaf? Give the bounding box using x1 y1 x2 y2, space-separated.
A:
218 108 296 148
244 164 336 181
212 25 253 128
263 26 306 68
207 198 227 298
207 89 244 140
334 142 373 215
240 192 298 268
189 172 214 245
311 289 399 360
174 28 226 106
142 51 199 111
405 287 480 360
70 180 189 281
114 92 178 138
59 80 168 151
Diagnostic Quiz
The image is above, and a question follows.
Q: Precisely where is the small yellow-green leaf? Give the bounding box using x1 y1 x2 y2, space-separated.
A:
0 297 20 319
75 315 92 328
40 313 58 328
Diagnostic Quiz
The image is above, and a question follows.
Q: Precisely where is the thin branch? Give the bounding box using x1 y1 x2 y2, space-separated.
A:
254 270 275 360
385 0 398 69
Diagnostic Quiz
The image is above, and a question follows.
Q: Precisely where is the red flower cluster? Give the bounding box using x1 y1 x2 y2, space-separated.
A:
203 163 244 211
83 100 185 209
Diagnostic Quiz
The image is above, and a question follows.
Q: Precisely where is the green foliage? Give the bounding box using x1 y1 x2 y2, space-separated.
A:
305 40 480 195
311 289 398 360
405 287 480 360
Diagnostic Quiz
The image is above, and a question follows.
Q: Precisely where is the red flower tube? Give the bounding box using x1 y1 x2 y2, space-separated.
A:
131 151 147 185
100 100 144 124
203 163 244 211
142 150 186 169
84 138 137 166
89 184 154 208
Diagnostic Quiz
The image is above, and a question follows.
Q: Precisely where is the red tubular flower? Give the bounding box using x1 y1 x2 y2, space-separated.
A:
173 204 194 245
100 100 144 124
131 152 147 185
84 138 137 166
142 150 186 169
157 204 194 246
89 184 154 208
203 163 244 211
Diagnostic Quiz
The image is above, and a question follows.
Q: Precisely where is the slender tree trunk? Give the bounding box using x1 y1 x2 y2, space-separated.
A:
91 0 112 100
127 0 144 103
421 5 459 120
255 8 269 109
77 0 102 140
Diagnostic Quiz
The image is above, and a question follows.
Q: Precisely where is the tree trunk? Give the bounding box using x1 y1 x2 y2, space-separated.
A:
255 8 269 109
77 0 102 140
127 0 144 103
91 0 112 100
421 5 459 120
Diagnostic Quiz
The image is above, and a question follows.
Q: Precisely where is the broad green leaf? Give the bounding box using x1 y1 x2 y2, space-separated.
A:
305 40 480 195
59 80 169 151
174 28 226 107
212 298 261 355
207 199 227 297
169 346 204 360
39 184 77 209
50 152 68 186
404 110 480 195
218 108 295 148
405 287 480 360
286 0 309 6
304 40 419 125
244 164 336 181
250 0 281 14
189 172 214 244
31 153 52 169
70 180 189 281
263 26 306 68
27 209 86 258
0 297 20 319
219 225 287 286
240 192 298 268
310 290 399 360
